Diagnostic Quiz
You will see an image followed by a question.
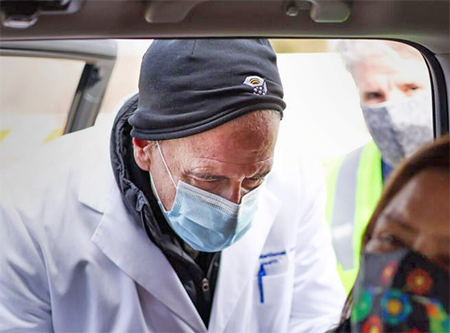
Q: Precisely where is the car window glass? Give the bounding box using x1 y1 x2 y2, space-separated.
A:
0 56 84 168
275 41 371 159
0 39 435 294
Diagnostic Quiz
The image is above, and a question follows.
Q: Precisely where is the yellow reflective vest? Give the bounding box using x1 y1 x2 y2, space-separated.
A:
324 141 383 292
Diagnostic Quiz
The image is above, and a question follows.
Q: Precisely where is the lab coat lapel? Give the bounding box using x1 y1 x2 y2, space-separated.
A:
209 186 282 333
81 168 206 332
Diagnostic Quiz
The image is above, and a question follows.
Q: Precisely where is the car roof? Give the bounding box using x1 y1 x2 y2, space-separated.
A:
0 1 448 52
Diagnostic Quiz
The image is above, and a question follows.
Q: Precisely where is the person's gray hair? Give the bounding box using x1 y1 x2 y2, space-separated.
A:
330 40 423 75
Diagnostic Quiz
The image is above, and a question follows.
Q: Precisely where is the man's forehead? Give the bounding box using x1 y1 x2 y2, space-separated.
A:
355 57 428 85
176 133 276 161
166 113 279 164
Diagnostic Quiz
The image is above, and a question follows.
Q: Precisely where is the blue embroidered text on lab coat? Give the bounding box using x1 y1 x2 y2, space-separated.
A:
259 250 286 260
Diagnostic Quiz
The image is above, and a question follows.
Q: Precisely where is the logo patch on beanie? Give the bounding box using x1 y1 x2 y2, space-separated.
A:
243 76 267 96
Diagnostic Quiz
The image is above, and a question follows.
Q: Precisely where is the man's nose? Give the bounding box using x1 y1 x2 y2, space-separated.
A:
385 88 408 103
222 182 243 204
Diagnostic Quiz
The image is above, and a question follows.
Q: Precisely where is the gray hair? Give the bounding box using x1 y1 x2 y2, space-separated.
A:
330 40 424 75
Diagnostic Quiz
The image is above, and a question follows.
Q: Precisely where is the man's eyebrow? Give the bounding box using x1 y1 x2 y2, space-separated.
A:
250 170 271 179
187 171 228 180
186 170 272 180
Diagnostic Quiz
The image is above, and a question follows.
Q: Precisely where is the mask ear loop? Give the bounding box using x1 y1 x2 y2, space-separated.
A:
156 141 177 188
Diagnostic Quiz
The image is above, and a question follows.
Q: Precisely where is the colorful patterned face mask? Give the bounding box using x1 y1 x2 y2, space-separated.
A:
351 249 450 333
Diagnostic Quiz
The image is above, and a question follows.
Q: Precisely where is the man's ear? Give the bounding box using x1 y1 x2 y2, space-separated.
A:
133 138 154 171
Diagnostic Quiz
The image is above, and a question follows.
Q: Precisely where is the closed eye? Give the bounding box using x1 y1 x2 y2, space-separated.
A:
187 171 227 183
403 83 420 92
248 170 271 182
248 176 265 182
364 91 385 102
376 232 407 250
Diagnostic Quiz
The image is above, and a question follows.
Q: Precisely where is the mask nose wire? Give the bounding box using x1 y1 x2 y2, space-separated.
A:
156 141 177 188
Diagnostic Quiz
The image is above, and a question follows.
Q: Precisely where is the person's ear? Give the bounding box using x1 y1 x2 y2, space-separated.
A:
133 138 154 171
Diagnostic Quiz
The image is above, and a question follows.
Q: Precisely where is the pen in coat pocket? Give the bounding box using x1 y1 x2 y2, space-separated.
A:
257 259 279 304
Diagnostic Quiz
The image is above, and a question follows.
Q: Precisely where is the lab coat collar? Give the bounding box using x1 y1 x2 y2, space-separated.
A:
80 165 207 332
209 185 282 333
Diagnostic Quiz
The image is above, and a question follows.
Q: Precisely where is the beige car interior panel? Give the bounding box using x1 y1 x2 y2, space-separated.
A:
144 0 209 23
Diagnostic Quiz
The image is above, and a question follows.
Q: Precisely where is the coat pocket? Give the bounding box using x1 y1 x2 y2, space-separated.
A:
252 270 294 332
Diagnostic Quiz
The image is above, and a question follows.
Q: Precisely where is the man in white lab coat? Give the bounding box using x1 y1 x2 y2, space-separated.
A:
0 39 345 332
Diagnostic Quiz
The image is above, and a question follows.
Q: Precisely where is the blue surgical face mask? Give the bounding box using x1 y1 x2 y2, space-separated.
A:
149 141 261 252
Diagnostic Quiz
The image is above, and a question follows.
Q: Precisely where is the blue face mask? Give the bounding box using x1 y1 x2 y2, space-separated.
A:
150 142 261 252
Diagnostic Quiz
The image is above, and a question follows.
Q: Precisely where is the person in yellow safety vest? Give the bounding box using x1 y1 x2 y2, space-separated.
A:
326 40 435 292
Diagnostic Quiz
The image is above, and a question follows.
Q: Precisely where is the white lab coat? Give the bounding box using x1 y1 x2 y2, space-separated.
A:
0 125 345 332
